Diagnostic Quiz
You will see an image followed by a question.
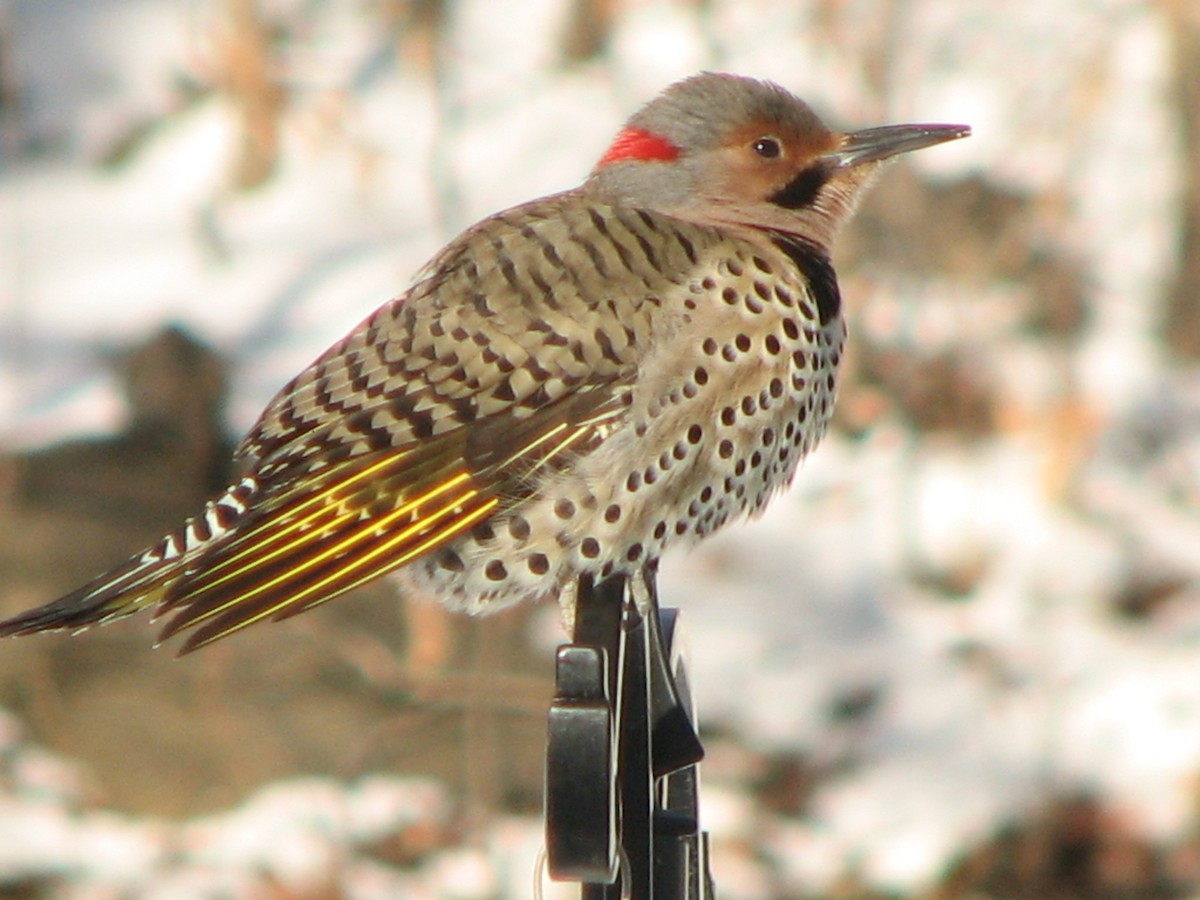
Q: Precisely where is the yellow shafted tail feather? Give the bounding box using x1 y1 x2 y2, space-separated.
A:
0 374 630 653
159 460 500 652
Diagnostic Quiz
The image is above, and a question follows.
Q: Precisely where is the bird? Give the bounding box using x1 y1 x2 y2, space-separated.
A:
0 73 968 655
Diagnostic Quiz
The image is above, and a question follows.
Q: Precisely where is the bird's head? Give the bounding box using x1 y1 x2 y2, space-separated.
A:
587 73 970 251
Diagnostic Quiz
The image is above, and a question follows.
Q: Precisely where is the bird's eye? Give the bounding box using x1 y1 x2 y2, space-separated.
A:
752 137 782 159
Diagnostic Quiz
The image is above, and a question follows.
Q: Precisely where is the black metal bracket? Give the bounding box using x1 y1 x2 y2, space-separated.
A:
545 570 713 897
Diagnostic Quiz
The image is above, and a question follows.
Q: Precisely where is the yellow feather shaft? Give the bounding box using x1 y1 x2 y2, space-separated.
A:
180 472 475 627
492 422 570 469
193 492 498 646
191 453 411 583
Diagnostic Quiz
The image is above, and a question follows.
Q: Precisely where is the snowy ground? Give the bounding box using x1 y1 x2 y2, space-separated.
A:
2 0 1199 897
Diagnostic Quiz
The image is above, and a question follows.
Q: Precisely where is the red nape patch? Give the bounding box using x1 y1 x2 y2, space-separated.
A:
596 127 680 167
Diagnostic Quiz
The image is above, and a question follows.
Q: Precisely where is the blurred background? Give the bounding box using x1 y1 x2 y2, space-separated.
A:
0 0 1198 897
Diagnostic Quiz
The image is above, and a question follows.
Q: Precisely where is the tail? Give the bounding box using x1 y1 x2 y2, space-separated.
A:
0 477 259 639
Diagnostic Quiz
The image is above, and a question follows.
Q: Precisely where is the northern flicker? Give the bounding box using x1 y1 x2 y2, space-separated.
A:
0 73 968 654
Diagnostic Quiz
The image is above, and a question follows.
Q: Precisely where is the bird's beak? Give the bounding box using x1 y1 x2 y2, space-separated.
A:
825 123 971 168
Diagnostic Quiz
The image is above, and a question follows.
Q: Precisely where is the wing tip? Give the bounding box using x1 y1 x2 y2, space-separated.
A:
0 589 110 639
0 557 175 643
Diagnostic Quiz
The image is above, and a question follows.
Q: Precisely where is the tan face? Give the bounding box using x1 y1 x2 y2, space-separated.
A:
705 117 841 206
